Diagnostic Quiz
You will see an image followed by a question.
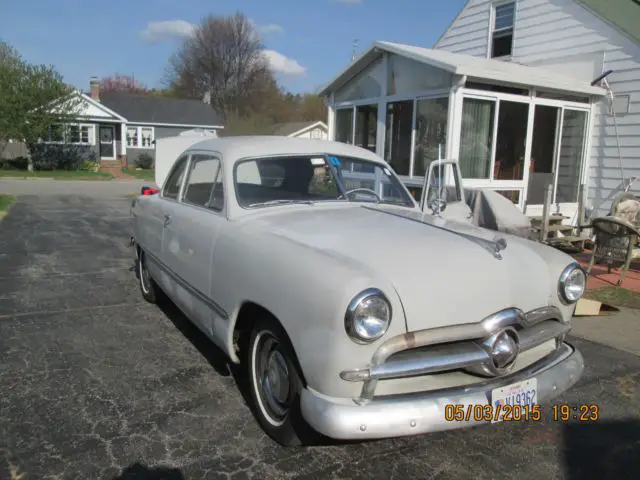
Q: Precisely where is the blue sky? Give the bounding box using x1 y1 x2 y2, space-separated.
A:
1 0 466 94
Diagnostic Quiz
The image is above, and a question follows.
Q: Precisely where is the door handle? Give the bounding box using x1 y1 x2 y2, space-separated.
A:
163 214 171 227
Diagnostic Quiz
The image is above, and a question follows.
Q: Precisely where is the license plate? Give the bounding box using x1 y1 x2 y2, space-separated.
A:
490 378 537 423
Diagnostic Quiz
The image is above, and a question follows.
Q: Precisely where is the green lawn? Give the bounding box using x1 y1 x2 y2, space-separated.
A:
122 167 155 181
0 194 16 219
584 286 640 309
0 170 113 180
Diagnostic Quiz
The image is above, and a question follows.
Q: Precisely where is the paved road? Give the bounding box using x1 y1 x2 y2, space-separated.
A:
0 190 639 480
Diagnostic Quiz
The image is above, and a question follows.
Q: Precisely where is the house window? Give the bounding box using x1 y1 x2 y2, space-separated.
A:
491 2 515 58
126 126 155 148
45 124 93 145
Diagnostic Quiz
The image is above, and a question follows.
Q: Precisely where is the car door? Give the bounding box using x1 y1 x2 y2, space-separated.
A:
162 153 228 346
142 154 189 287
420 159 472 222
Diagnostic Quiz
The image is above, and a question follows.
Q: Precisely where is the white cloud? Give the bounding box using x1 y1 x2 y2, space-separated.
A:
262 50 306 76
140 20 195 43
259 23 284 35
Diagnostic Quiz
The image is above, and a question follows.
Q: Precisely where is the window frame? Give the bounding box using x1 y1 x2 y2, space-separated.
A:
489 1 516 59
181 153 225 213
126 125 155 149
43 123 94 145
162 154 190 201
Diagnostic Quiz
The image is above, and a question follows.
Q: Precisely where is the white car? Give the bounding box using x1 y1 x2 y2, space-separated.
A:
130 136 586 446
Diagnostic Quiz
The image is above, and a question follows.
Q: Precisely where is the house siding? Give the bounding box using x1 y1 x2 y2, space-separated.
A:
436 0 640 217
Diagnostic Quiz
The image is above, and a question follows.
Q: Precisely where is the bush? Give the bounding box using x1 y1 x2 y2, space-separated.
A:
80 160 100 173
135 153 154 170
0 156 29 170
27 143 97 170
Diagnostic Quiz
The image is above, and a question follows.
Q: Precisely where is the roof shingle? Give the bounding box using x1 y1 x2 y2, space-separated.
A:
98 92 223 126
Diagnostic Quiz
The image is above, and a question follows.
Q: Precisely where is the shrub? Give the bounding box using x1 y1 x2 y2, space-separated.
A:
135 153 154 170
0 156 29 170
80 160 100 172
27 143 97 170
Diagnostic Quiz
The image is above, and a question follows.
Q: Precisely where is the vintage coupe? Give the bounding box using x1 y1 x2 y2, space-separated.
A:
130 136 586 446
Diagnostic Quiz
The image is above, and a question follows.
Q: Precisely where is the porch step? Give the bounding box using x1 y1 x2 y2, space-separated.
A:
100 160 121 167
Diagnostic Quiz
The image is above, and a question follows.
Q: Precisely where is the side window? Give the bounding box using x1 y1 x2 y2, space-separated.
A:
163 155 189 199
183 154 224 211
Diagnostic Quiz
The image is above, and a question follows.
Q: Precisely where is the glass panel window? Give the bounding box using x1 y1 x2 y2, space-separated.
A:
556 110 587 203
491 2 515 58
387 54 453 96
494 101 529 180
413 97 449 177
127 127 138 147
163 156 189 199
384 100 414 176
334 58 385 102
494 189 521 204
335 108 354 144
183 154 223 210
234 155 414 208
354 104 377 153
81 126 90 144
527 105 561 205
68 125 80 143
141 127 154 147
49 124 64 142
459 98 495 179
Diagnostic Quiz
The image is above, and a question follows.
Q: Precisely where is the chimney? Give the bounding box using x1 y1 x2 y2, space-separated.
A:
90 76 100 101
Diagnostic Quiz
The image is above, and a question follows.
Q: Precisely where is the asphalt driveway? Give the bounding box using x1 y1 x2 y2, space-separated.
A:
1 186 639 479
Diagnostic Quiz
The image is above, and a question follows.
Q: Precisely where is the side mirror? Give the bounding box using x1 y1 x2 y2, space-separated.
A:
429 197 447 215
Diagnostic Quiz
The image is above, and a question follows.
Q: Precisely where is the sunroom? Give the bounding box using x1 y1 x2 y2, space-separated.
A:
320 41 607 220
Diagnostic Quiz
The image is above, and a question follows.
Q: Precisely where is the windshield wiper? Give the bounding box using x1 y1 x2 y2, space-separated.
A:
249 199 315 207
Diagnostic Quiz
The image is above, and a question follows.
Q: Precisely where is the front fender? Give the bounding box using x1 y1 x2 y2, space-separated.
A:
212 226 407 399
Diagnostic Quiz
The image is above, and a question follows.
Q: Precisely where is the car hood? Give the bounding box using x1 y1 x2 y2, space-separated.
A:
248 204 555 332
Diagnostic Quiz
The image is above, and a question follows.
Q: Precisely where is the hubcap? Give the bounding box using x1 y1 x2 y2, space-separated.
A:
139 253 151 294
254 333 291 425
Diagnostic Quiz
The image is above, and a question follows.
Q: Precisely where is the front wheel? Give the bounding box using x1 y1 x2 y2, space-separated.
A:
137 248 158 303
246 318 318 446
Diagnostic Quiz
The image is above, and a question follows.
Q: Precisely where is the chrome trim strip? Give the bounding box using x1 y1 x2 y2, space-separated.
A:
144 249 229 319
302 343 584 440
371 342 489 380
347 306 563 403
362 206 507 260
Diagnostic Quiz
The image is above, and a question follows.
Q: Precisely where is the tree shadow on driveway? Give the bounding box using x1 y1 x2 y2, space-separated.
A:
562 420 640 479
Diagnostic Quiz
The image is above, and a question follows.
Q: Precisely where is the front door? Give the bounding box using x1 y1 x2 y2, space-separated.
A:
99 125 115 159
162 153 228 348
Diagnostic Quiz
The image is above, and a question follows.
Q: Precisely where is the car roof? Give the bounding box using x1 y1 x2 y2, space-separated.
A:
184 136 385 164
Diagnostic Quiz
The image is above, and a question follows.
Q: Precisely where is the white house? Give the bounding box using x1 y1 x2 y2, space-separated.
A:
269 121 329 140
320 0 640 223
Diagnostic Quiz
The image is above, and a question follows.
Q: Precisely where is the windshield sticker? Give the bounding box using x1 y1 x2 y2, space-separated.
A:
328 155 341 167
383 168 391 176
310 157 325 166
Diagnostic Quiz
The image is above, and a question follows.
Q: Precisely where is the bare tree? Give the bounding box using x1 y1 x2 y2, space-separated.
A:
164 12 275 117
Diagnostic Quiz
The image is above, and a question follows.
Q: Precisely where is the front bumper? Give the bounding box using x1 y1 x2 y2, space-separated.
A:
300 342 583 440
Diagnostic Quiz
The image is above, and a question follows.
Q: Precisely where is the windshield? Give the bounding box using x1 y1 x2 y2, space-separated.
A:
234 154 415 208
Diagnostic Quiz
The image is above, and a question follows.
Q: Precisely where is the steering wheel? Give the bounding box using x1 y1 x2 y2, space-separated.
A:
337 188 382 203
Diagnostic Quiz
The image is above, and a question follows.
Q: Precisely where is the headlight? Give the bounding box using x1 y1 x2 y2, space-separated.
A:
558 263 586 304
344 288 392 344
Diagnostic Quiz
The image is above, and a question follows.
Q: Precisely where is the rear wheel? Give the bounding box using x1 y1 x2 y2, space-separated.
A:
137 248 158 303
246 318 317 446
